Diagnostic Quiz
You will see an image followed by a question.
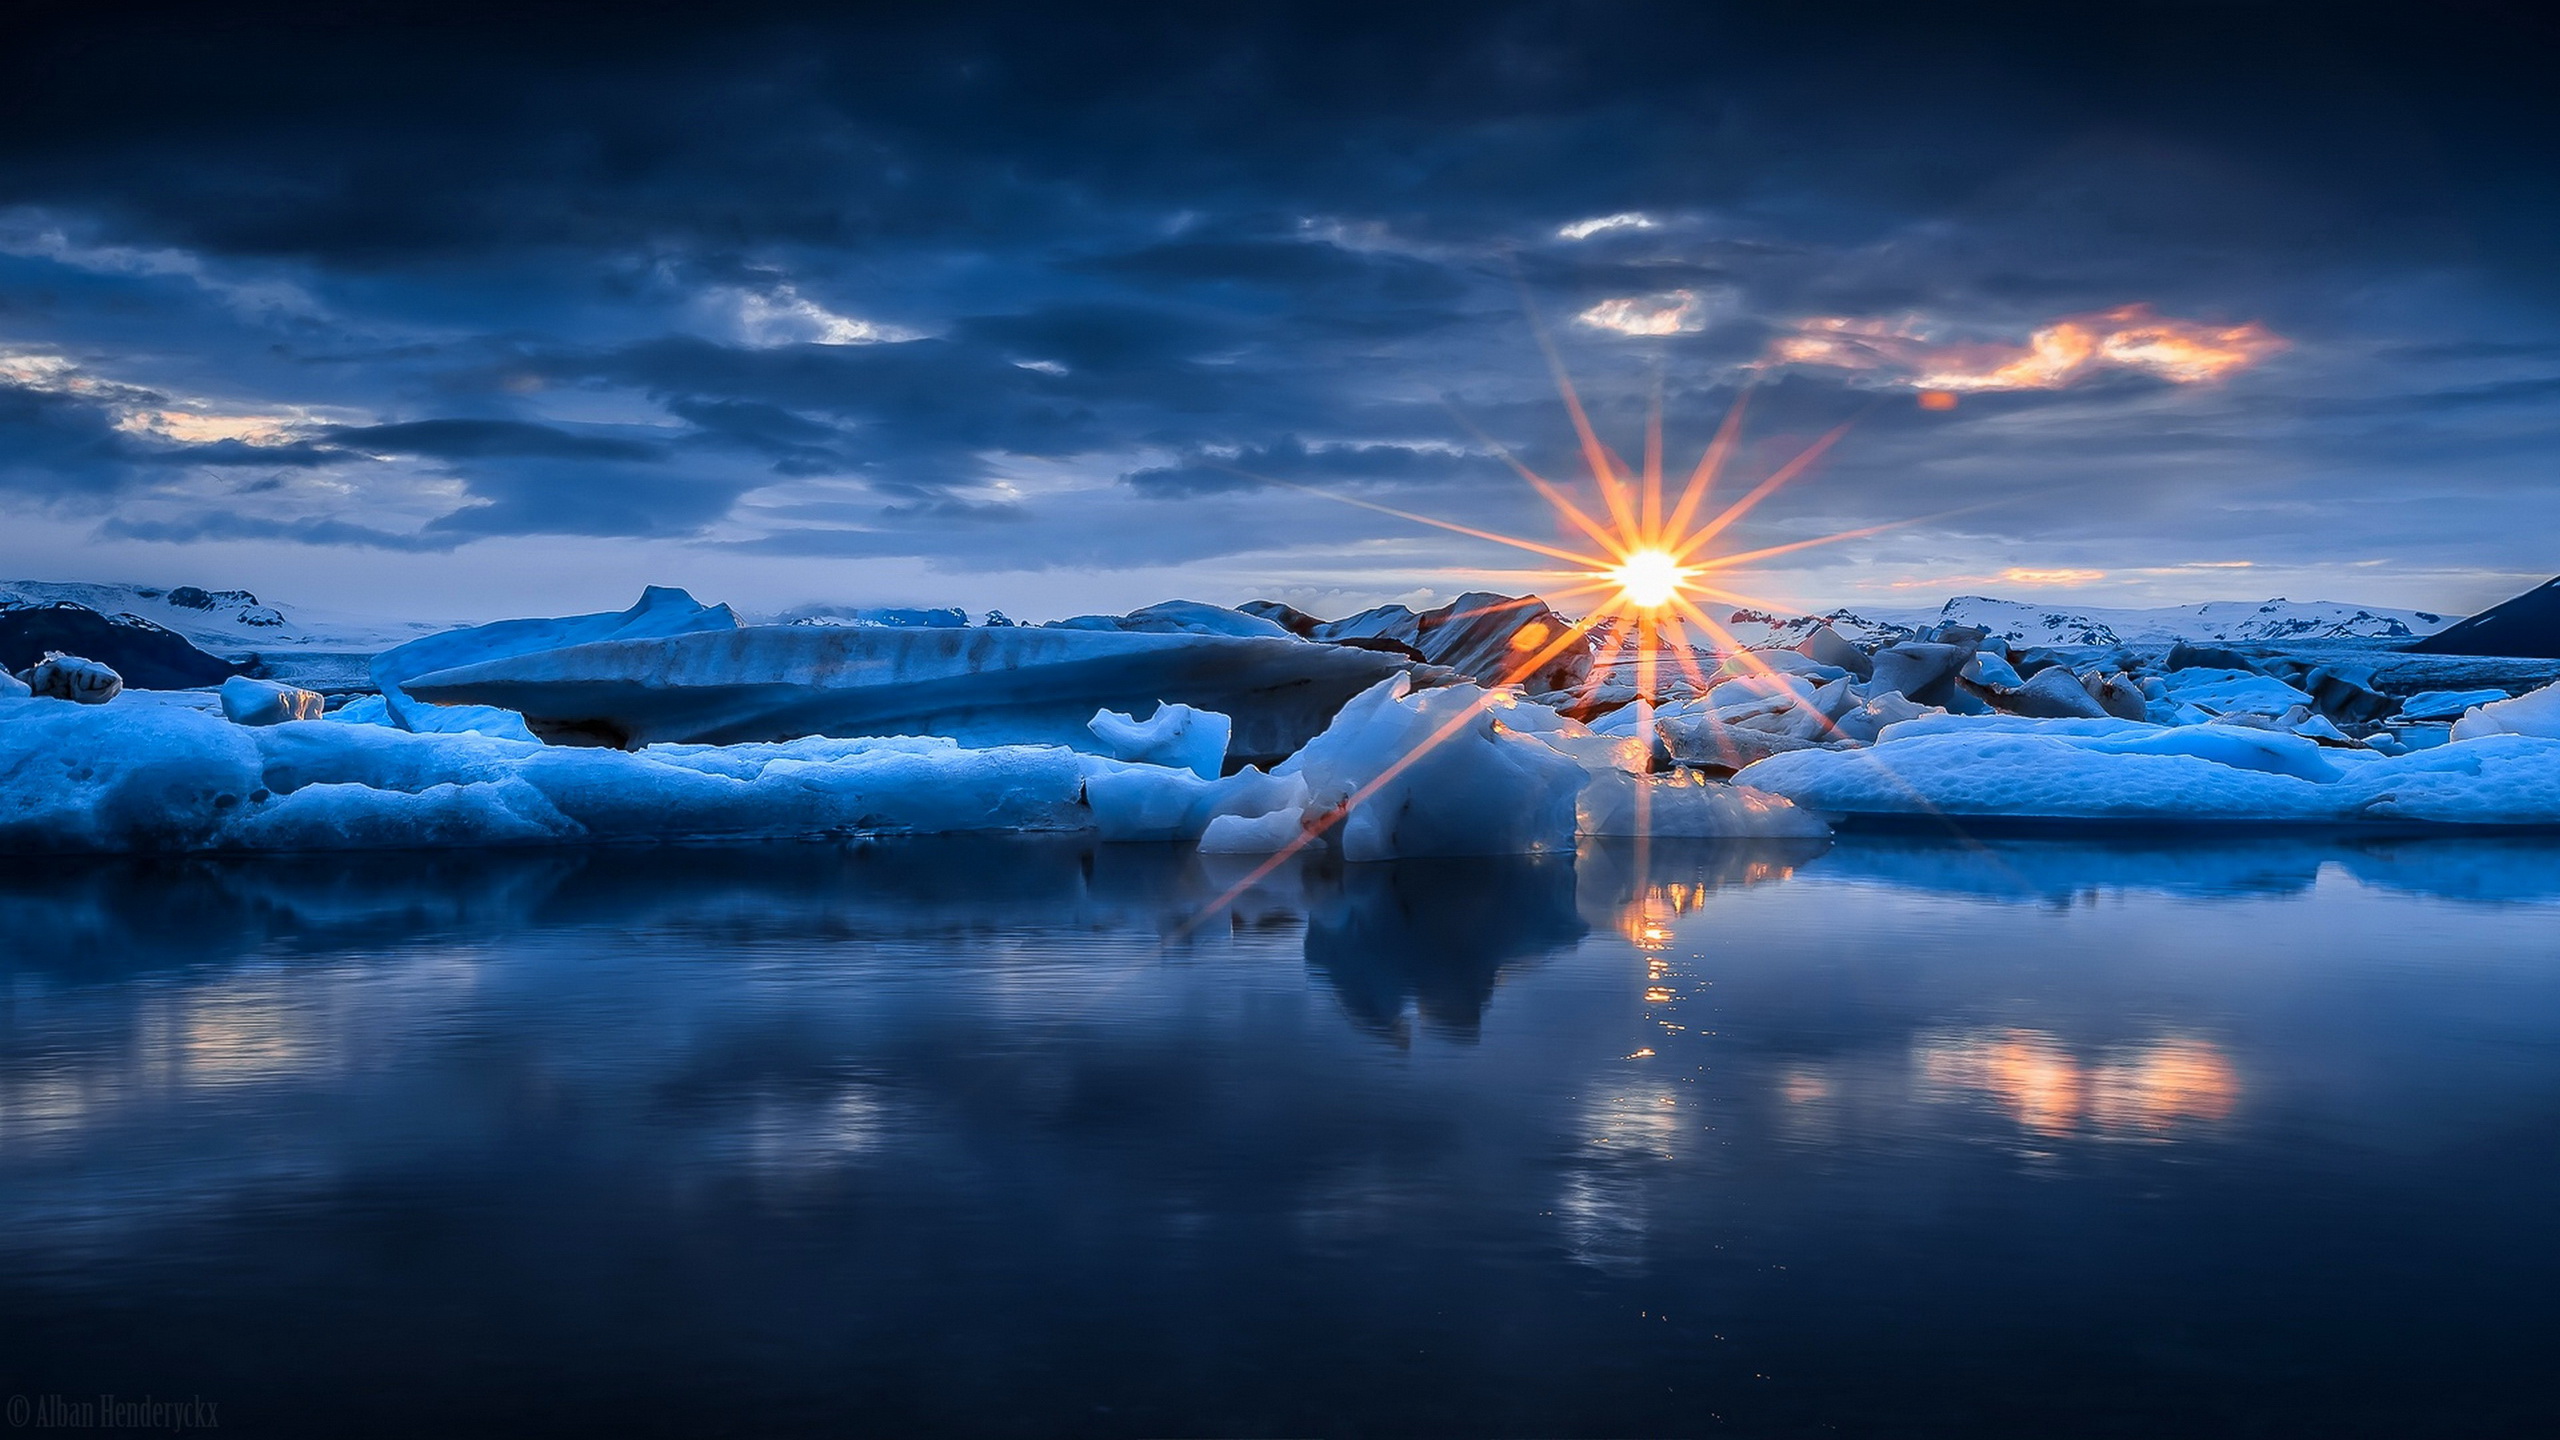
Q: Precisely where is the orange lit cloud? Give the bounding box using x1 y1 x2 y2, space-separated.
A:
1578 289 1708 336
1887 566 2107 590
1769 304 2283 392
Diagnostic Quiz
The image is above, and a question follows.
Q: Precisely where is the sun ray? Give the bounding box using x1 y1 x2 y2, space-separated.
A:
1641 379 1665 544
1175 599 1636 933
1217 464 1612 570
1440 403 1626 557
1662 386 1751 546
1533 323 1647 546
1670 420 1854 562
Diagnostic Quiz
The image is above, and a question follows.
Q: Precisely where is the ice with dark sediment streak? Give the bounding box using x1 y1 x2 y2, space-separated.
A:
400 622 1428 765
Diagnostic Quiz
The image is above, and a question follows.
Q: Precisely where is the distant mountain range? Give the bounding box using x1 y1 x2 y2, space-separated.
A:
1715 595 2453 650
0 579 2477 672
0 580 445 657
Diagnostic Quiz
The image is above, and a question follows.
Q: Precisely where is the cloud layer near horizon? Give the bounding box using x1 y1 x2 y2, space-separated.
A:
3 1 2557 620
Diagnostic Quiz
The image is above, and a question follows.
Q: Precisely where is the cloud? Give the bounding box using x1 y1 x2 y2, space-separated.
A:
0 211 325 319
0 3 2555 611
1557 213 1657 241
322 419 665 462
1124 436 1505 497
1769 306 2286 391
1888 567 2108 590
96 513 463 551
1578 289 1712 337
1 377 339 499
724 284 919 347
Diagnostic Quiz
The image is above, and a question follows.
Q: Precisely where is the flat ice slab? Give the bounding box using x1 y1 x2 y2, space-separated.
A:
401 624 1427 765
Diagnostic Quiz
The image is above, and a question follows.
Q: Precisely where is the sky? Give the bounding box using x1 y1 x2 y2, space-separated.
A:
3 0 2557 625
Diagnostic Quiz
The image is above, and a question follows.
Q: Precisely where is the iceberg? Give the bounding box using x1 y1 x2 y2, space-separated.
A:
370 585 737 739
0 695 1092 854
1269 677 1589 861
1250 591 1590 692
400 622 1425 766
2399 688 2509 722
2154 667 2317 716
8 673 1812 859
219 676 325 726
1735 712 2560 827
21 653 122 704
2449 679 2560 741
1087 702 1233 779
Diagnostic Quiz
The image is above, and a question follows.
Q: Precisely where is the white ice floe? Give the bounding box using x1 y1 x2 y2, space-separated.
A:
1272 677 1587 861
3 673 1821 857
218 676 324 726
331 692 539 743
1197 806 1309 854
2151 667 2316 715
0 695 1092 853
2399 688 2509 722
1737 711 2560 826
1079 758 1305 843
1087 702 1231 780
2450 679 2560 741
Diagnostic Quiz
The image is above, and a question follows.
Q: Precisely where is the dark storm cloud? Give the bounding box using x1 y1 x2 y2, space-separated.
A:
1 1 2556 597
1125 436 1512 497
1 381 338 499
323 419 665 463
96 513 465 552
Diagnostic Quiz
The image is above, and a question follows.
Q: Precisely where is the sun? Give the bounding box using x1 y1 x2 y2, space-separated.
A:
1610 548 1689 610
1178 359 1900 936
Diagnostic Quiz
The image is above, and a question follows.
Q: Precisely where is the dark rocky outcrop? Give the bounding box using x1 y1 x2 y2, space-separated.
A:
1 602 248 689
1236 600 1323 637
2408 576 2560 659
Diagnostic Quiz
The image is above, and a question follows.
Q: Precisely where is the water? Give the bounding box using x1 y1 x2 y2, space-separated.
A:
6 834 2560 1437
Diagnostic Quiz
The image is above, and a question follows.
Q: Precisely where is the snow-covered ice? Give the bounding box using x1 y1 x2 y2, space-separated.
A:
219 676 325 726
1 671 1821 857
2399 688 2509 721
1736 711 2560 827
1 694 1093 853
1087 702 1231 779
1267 677 1587 861
2450 679 2560 741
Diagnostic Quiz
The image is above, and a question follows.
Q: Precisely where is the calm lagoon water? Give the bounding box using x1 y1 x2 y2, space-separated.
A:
6 834 2560 1437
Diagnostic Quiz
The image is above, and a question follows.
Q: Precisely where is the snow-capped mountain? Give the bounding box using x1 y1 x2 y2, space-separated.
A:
1917 595 2452 647
0 580 445 656
1698 595 2450 650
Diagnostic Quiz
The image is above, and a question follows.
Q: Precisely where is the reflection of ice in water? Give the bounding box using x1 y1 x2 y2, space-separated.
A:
1914 1029 2239 1139
1556 1089 1688 1274
3 953 484 1158
719 1086 887 1178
